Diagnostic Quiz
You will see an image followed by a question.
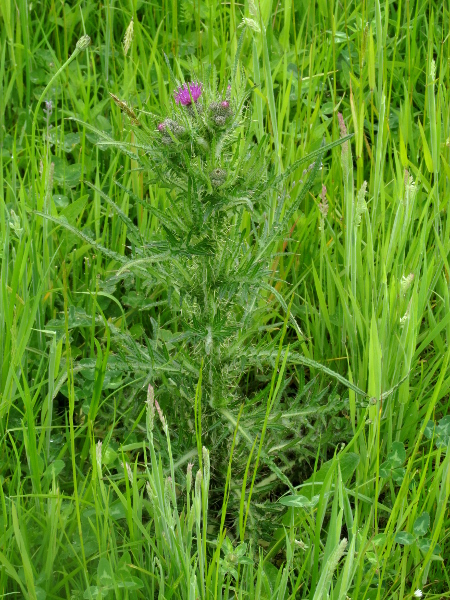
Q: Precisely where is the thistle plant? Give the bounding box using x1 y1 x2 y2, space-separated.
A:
42 57 352 535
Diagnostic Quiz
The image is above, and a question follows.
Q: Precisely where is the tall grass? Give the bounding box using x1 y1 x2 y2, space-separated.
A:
0 0 450 598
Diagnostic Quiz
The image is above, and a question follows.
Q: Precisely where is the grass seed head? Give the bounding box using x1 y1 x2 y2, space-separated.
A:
123 18 134 56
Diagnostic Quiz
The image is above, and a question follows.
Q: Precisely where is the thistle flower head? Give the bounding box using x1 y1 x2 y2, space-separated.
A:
158 118 185 144
214 116 226 126
210 168 227 187
174 81 203 105
209 100 232 122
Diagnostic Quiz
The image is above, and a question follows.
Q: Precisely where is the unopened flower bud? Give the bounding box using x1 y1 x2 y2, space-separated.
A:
209 101 231 120
210 168 227 187
159 118 185 144
214 116 226 126
76 35 91 51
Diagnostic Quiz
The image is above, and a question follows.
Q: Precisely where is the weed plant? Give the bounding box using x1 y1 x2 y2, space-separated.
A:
42 42 357 539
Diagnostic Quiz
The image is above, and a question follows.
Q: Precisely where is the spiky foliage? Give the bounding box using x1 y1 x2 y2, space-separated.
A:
43 63 354 536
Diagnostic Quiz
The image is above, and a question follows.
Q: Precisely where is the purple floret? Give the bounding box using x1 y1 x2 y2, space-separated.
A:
174 82 203 106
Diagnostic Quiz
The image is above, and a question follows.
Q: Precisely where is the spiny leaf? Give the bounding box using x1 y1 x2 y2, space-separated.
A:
34 212 127 265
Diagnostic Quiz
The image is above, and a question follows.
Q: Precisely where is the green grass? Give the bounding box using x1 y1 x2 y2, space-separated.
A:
1 0 450 598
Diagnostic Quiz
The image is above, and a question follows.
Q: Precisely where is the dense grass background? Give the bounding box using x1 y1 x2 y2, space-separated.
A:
1 0 450 598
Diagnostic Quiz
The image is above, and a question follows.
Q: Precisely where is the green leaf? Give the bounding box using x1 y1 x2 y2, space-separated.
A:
35 587 47 600
109 500 127 520
379 463 391 478
42 460 65 479
392 467 406 485
423 420 435 439
278 494 318 508
413 512 430 537
61 132 80 152
436 415 450 440
279 352 368 398
59 194 88 224
34 212 128 266
417 118 434 173
117 577 145 590
416 537 441 555
387 441 406 468
97 557 113 586
394 531 416 546
371 533 386 546
52 194 69 208
53 161 82 187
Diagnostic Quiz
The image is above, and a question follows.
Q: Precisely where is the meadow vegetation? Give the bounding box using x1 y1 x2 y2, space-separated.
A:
1 0 450 598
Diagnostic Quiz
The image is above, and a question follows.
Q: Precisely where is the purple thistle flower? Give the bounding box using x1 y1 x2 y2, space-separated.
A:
174 82 203 105
157 123 165 131
221 101 229 108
